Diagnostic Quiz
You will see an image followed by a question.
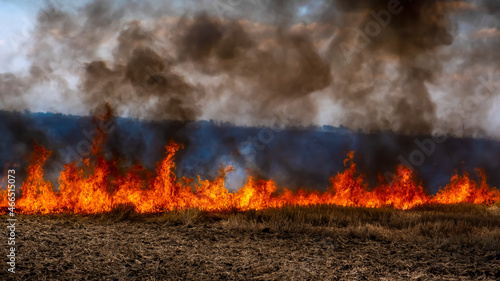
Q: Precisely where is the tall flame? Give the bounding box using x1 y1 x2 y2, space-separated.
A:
1 141 500 214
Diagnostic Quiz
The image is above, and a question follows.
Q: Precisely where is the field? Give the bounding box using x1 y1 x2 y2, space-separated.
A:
2 204 500 280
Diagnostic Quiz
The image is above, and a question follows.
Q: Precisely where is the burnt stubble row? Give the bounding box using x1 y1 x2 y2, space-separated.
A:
2 204 500 280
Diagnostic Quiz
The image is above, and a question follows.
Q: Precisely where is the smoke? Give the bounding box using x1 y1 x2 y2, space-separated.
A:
316 0 455 134
0 0 498 137
174 12 331 124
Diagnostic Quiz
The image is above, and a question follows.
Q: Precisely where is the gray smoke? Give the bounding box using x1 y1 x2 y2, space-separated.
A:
0 0 498 137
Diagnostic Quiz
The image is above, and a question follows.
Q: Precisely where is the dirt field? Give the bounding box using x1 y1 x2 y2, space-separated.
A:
2 204 500 280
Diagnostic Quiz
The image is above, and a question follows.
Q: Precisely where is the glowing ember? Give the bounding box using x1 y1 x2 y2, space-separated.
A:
1 142 500 214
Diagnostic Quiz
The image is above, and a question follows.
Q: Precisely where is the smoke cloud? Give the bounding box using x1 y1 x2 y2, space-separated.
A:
0 0 499 137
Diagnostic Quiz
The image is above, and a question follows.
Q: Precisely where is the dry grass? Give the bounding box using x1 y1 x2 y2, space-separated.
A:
2 203 500 280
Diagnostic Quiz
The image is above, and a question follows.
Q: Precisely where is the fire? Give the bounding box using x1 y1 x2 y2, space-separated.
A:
1 141 500 214
433 169 500 205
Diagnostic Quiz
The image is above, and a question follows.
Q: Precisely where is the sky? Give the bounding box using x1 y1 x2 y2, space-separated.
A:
1 0 500 139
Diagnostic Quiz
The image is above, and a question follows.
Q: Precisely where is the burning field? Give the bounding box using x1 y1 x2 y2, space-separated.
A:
2 138 500 214
1 133 500 279
3 0 500 279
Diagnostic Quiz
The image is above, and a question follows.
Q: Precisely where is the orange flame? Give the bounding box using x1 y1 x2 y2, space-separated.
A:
433 169 500 204
1 141 499 214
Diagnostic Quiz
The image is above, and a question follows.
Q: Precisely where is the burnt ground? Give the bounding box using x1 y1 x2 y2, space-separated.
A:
1 204 500 280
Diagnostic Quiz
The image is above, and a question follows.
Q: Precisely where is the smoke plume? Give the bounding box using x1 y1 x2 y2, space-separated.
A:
0 0 499 137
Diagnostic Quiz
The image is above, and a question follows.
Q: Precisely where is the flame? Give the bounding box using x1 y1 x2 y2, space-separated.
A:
433 169 500 204
15 146 60 214
1 141 500 214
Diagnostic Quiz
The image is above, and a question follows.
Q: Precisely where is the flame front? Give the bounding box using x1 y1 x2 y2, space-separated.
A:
1 142 500 214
